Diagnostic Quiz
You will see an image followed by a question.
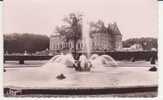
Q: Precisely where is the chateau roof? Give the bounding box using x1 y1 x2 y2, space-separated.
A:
108 22 122 35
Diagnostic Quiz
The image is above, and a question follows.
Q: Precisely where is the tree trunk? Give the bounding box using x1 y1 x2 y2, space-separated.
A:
74 37 77 60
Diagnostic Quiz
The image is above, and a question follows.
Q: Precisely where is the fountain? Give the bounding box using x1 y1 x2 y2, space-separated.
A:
47 53 117 72
45 17 118 72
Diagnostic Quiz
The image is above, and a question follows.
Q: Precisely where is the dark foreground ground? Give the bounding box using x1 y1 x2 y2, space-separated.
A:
4 92 157 97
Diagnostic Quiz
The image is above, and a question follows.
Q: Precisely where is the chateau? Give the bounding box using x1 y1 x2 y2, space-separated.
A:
49 23 122 54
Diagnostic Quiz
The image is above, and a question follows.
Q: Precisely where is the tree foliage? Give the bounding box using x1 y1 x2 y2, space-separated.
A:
4 33 49 53
123 37 158 50
89 20 107 33
55 13 83 41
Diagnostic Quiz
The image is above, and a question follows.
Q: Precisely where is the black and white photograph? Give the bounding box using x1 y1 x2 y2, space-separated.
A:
2 0 159 97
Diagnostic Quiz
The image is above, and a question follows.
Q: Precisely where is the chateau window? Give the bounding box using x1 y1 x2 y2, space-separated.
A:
60 44 62 49
95 41 97 47
69 42 71 48
62 43 63 48
57 44 59 49
80 43 82 49
92 42 95 47
55 44 57 49
64 43 66 48
56 44 58 49
78 43 80 49
53 44 55 49
65 43 68 48
81 43 83 48
58 43 60 49
62 43 64 48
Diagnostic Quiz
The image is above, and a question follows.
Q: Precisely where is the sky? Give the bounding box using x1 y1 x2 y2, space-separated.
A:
3 0 158 40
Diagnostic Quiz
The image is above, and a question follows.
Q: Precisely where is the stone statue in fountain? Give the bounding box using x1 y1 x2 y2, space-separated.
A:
73 54 92 72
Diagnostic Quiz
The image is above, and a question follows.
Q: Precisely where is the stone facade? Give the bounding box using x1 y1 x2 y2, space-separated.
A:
91 32 112 51
49 23 122 54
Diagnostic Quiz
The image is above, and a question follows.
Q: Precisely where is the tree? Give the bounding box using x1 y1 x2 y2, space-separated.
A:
4 33 49 53
122 37 158 50
89 20 107 34
55 13 83 59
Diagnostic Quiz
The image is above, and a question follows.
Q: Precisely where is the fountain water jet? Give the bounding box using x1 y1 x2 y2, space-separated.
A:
89 54 118 68
47 53 75 68
82 16 91 58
